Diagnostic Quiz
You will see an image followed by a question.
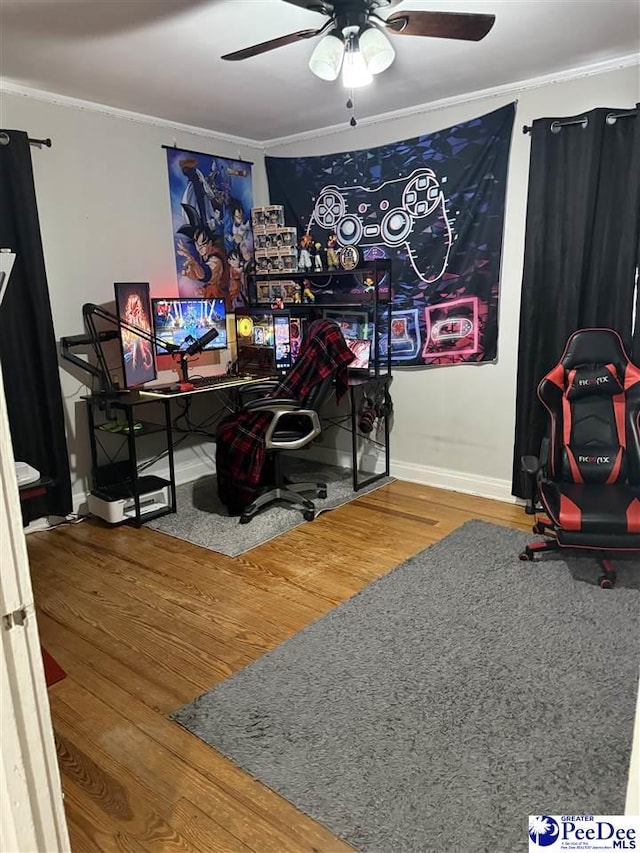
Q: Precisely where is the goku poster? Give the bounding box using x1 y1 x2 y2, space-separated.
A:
165 147 254 311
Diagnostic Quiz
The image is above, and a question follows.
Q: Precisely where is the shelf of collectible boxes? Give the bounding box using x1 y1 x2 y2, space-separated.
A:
246 259 393 378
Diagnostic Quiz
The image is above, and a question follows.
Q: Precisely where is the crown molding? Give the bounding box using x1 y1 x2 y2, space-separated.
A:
2 51 637 151
0 79 261 152
263 52 640 148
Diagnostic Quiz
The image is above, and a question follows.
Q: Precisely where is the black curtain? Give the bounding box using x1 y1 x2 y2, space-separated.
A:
512 106 640 498
0 130 72 521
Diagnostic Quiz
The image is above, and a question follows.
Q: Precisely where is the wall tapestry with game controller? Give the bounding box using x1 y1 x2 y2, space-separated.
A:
165 147 254 312
265 103 515 367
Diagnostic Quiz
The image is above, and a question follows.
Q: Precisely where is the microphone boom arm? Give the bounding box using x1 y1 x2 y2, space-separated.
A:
61 302 220 393
61 302 183 395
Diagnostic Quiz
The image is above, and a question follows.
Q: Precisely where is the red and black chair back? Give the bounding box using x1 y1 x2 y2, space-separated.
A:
536 328 640 550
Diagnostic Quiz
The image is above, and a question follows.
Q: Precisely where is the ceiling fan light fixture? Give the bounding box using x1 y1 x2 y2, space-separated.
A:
359 26 395 75
341 33 372 89
308 31 344 81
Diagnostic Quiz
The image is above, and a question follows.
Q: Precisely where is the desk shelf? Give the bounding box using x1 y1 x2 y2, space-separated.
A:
246 259 393 488
83 395 177 527
96 420 168 437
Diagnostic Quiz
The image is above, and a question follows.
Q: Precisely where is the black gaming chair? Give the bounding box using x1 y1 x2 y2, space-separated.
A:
520 328 640 588
237 373 335 524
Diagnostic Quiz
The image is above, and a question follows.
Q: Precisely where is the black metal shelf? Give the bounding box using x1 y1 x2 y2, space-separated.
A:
84 396 177 526
96 420 168 437
245 257 393 490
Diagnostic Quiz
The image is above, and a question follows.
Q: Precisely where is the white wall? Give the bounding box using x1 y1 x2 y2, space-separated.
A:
265 64 640 500
1 92 268 505
2 64 638 507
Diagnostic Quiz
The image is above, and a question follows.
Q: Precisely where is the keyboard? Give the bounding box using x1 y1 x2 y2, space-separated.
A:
189 374 258 390
139 374 269 398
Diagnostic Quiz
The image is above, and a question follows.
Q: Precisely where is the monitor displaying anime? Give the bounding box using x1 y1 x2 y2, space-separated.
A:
114 281 157 389
152 297 227 355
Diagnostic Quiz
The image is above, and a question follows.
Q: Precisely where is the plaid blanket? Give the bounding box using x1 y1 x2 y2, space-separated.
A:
216 318 355 513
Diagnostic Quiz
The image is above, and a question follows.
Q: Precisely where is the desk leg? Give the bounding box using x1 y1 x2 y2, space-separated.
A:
351 378 391 492
350 386 358 491
85 400 99 491
126 405 142 526
164 399 177 513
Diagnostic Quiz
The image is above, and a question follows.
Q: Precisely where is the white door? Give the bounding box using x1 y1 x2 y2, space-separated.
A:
0 362 70 852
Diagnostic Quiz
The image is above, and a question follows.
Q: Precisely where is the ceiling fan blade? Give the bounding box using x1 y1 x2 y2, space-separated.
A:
222 28 324 61
280 0 328 10
385 10 495 41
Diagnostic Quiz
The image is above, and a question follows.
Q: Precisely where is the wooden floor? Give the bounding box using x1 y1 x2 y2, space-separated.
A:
28 480 528 853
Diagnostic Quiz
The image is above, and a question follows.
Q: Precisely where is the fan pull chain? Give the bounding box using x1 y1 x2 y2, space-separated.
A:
346 92 357 127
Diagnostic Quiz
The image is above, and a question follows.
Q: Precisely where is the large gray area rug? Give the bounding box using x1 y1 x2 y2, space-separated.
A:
173 520 640 853
147 459 392 557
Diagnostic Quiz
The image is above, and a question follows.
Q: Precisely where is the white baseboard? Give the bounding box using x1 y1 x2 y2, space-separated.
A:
69 455 515 519
390 459 516 504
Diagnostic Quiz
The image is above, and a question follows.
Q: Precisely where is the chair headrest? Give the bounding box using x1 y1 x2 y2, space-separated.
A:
566 363 624 400
560 328 629 370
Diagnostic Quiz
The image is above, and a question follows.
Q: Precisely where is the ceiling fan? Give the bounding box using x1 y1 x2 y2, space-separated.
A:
221 0 495 88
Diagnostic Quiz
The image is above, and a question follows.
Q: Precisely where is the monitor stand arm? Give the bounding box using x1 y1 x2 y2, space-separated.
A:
177 353 190 383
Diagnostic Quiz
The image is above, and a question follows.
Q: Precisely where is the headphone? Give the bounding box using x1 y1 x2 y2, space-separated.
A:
358 390 393 434
358 398 377 434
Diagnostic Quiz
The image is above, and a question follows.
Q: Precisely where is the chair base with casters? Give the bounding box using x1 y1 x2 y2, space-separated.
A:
518 328 640 589
236 375 335 524
239 453 327 524
518 516 619 590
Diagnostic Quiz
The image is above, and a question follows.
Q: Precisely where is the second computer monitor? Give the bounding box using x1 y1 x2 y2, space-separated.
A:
236 311 302 377
114 281 157 389
152 297 227 354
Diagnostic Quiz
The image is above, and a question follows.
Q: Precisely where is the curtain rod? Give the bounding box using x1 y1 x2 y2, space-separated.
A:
0 133 52 147
523 108 637 134
161 144 253 166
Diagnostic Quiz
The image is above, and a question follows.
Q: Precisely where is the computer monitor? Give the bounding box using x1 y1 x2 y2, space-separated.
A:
345 338 371 371
236 311 294 376
152 297 227 355
113 282 157 389
323 309 372 372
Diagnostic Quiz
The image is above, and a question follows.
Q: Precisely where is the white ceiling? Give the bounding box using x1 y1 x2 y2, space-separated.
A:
1 0 639 142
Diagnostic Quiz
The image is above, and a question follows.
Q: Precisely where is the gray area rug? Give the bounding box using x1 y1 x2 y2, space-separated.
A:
173 520 640 853
147 459 392 557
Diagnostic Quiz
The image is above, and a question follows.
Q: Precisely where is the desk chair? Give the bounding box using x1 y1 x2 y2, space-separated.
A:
238 373 334 524
216 317 354 519
519 328 640 588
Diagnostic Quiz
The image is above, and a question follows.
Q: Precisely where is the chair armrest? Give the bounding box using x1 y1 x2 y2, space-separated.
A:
265 408 322 450
521 437 550 515
243 397 300 412
237 380 280 406
521 455 540 476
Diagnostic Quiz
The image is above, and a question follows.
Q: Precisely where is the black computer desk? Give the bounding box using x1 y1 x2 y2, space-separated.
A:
83 372 392 526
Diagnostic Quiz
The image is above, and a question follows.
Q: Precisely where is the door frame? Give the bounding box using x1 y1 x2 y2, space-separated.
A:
0 363 70 852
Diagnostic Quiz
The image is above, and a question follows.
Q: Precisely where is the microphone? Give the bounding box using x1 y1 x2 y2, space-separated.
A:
185 326 219 356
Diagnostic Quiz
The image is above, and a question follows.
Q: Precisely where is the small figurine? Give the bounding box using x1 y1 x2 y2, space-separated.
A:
313 242 324 272
298 234 313 272
326 234 340 270
293 282 302 304
363 275 375 291
302 279 315 303
271 297 284 309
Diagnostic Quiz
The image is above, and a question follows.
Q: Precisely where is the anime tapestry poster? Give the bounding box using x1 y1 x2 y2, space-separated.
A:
265 103 515 366
165 148 254 311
